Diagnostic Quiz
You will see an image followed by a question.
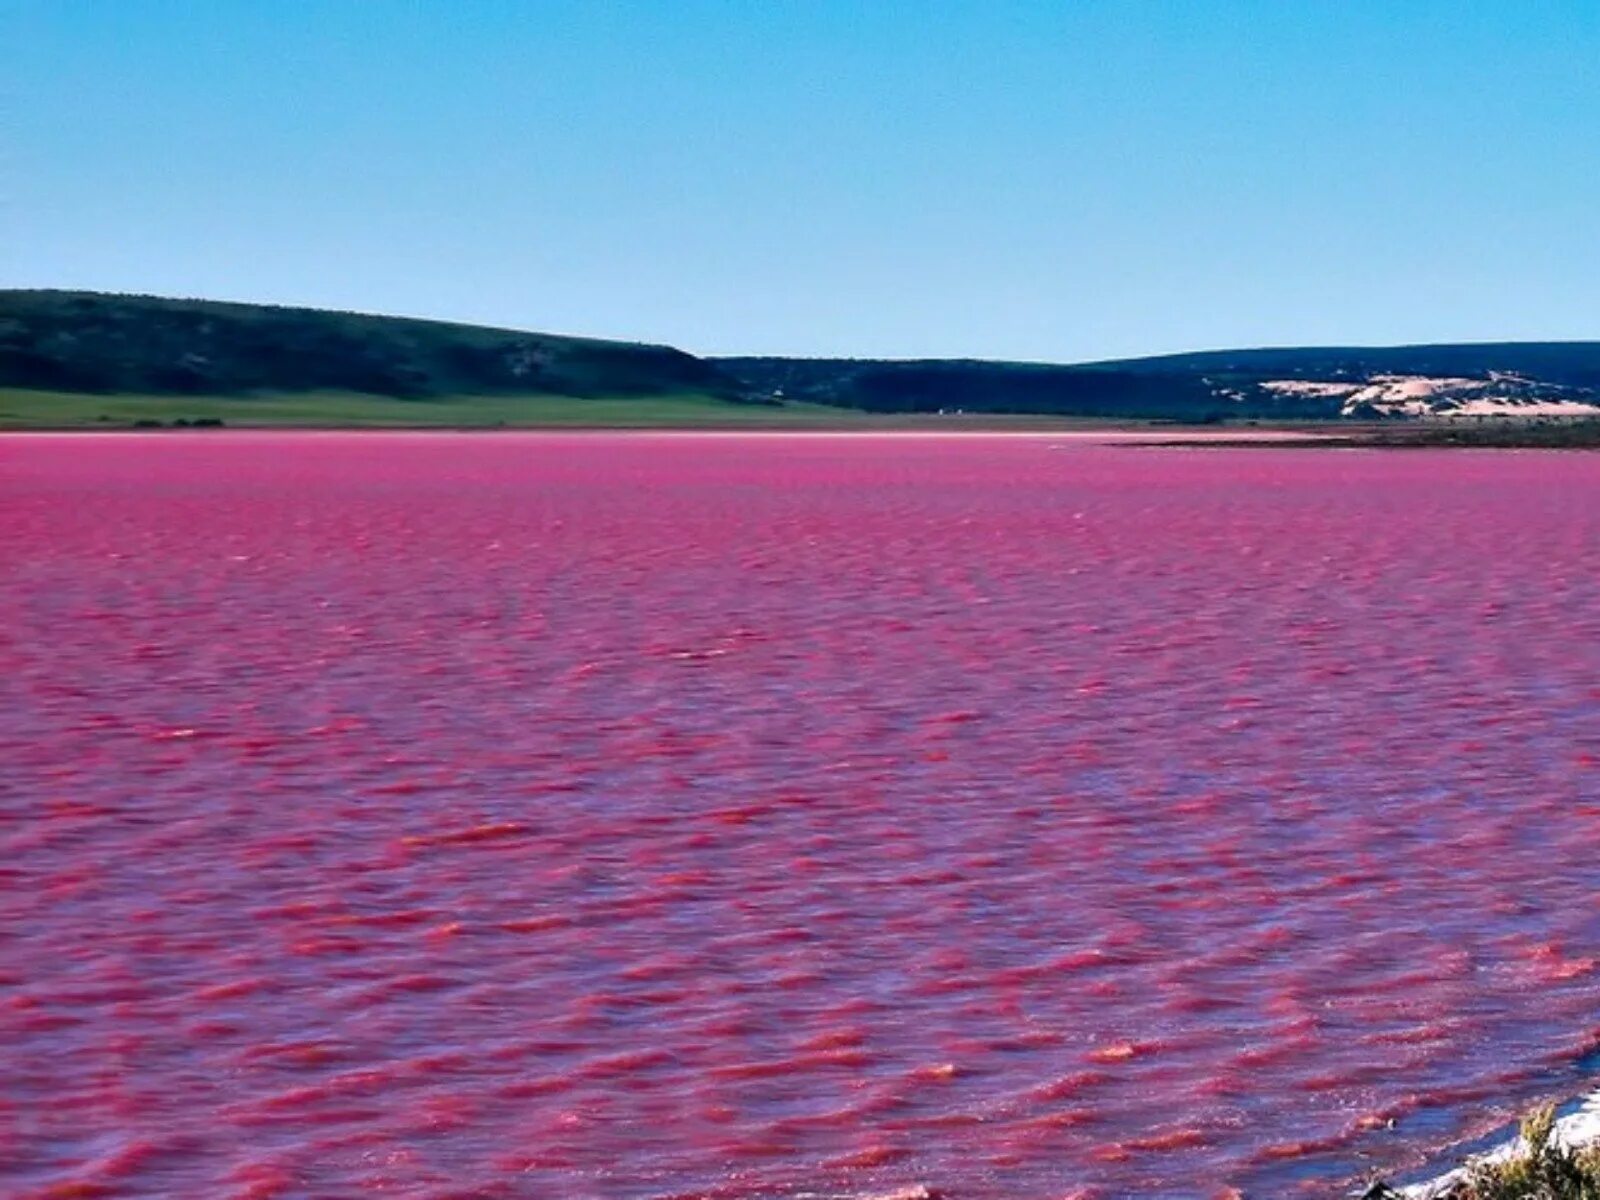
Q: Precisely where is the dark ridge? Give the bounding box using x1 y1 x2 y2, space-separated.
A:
717 342 1600 420
0 290 752 402
1082 341 1600 386
8 290 1596 421
713 358 1267 421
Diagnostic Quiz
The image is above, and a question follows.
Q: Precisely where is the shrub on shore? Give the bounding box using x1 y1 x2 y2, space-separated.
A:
1368 1105 1600 1199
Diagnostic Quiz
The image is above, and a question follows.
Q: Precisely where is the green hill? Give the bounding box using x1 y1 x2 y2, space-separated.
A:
0 290 761 426
7 290 1598 427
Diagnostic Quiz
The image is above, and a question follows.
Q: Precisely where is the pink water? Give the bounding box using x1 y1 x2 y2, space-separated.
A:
3 433 1598 1200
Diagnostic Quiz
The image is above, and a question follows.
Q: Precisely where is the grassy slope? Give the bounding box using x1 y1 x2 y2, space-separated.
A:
0 388 818 429
0 387 1149 430
0 292 1145 428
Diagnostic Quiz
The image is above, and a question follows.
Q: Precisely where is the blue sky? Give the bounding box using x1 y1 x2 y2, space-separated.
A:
8 1 1599 360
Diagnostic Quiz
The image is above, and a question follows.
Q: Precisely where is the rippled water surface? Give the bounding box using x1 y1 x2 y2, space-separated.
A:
4 433 1600 1199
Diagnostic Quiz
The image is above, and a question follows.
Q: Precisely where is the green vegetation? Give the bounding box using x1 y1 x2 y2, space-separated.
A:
1369 1105 1600 1199
0 388 815 429
0 289 749 403
0 387 1142 430
8 289 1600 428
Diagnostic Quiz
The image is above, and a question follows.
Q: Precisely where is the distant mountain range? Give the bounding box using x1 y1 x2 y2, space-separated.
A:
715 346 1600 421
4 290 1599 422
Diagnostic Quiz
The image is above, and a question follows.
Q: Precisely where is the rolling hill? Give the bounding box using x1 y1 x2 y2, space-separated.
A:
0 290 753 418
717 344 1600 421
4 290 1598 426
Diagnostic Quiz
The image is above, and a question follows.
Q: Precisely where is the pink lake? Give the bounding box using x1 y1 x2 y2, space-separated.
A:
3 432 1599 1199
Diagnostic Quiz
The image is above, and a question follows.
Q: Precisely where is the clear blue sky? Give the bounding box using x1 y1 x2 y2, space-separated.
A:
8 1 1599 360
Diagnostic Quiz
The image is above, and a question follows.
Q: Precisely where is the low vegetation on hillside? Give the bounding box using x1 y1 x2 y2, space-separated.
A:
717 344 1600 421
0 290 748 402
717 356 1247 421
7 290 1600 428
0 387 857 430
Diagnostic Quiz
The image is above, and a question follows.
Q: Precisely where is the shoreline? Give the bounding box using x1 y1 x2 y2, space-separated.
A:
1372 1087 1600 1198
5 414 1596 449
0 425 1343 441
1147 421 1600 452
